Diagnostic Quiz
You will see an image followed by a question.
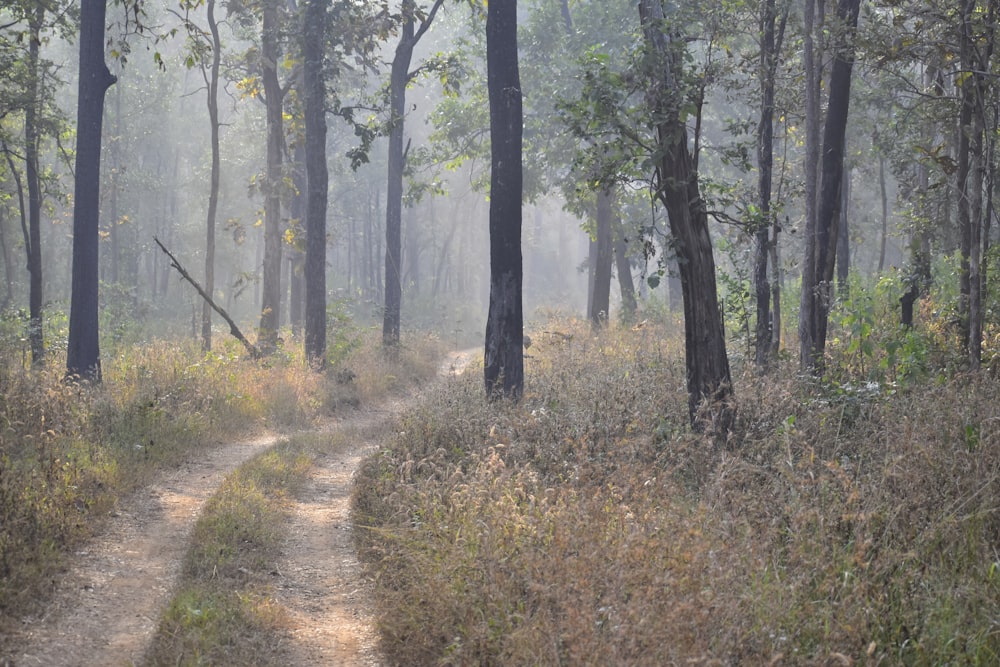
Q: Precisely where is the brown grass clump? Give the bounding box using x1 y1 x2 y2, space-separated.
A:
354 317 1000 665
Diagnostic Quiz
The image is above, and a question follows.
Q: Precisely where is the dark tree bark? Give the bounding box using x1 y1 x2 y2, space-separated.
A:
202 0 222 352
383 0 445 347
24 3 44 365
0 205 11 312
589 188 614 328
753 0 788 369
258 0 283 354
639 0 732 432
805 0 860 372
303 0 328 366
484 0 524 400
67 0 116 382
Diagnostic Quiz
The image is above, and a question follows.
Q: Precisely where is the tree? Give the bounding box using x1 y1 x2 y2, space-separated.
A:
799 0 861 373
382 0 446 347
201 0 223 352
589 187 613 328
303 0 328 366
67 0 117 382
258 0 284 355
753 0 789 368
639 0 733 431
483 0 523 400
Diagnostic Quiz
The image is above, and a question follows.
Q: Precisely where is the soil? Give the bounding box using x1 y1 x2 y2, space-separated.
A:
2 349 478 667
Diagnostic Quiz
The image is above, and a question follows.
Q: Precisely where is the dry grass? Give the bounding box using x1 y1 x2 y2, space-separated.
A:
354 316 1000 665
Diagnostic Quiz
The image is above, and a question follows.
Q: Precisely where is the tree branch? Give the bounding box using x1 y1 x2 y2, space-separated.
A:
153 236 261 358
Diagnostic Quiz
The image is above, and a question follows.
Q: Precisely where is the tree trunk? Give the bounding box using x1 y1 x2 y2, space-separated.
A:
484 0 524 400
798 0 821 371
383 0 445 347
303 0 328 367
67 0 116 382
258 0 283 355
753 0 786 369
809 0 860 371
25 4 45 366
590 188 614 328
639 0 732 432
878 153 887 273
836 167 851 296
202 0 222 352
613 213 637 323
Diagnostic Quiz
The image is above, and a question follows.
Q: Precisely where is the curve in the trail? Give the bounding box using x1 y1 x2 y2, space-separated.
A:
5 434 278 667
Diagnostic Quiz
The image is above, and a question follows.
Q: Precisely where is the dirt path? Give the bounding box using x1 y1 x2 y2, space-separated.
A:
3 349 478 667
4 433 280 667
272 418 387 667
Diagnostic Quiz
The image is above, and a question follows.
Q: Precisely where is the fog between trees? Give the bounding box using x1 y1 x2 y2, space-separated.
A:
0 0 991 399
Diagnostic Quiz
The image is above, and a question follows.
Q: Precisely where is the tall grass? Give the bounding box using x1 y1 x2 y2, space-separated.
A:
354 316 1000 665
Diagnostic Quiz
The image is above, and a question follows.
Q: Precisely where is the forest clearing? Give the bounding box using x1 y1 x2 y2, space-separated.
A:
4 0 1000 664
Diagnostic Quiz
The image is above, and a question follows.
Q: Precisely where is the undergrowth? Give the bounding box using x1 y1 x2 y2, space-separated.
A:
354 316 1000 665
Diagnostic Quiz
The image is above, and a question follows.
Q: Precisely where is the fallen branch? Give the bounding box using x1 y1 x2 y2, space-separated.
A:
153 236 261 359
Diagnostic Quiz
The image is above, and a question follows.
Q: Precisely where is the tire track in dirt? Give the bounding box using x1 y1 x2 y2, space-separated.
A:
272 350 478 666
2 348 479 667
3 433 279 667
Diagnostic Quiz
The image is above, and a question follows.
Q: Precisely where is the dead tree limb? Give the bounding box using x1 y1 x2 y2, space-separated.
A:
154 236 261 359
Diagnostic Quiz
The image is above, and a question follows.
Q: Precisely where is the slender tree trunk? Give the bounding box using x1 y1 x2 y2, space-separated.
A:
288 145 305 335
754 0 786 369
0 206 11 312
383 0 445 347
484 0 524 400
837 167 851 296
382 11 413 348
67 0 116 382
202 0 222 352
809 0 860 371
878 153 888 273
303 0 328 366
258 0 283 354
25 5 45 365
798 0 821 371
639 0 732 432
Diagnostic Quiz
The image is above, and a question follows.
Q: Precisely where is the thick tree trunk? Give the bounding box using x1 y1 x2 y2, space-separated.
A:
484 0 524 400
202 0 222 352
639 0 732 432
590 188 614 328
303 0 328 366
258 0 283 354
67 0 116 382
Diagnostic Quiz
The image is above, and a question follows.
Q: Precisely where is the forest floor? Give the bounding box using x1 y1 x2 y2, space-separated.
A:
2 349 478 667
